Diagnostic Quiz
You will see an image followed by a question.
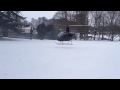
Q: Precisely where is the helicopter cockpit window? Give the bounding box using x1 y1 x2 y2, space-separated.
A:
57 31 64 37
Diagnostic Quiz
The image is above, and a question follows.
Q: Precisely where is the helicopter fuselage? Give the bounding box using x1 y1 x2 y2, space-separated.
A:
57 32 75 41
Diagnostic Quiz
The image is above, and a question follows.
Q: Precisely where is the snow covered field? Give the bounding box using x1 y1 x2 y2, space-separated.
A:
0 38 120 79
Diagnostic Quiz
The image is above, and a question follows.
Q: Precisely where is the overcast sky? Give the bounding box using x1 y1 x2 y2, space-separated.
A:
21 11 57 22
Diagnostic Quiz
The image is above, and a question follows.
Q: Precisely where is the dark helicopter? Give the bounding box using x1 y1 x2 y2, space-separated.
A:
56 24 90 45
56 26 75 45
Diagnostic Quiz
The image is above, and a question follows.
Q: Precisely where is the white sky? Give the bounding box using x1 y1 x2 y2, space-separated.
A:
21 11 57 22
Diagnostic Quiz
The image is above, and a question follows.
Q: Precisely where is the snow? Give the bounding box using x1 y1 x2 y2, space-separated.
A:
0 38 120 79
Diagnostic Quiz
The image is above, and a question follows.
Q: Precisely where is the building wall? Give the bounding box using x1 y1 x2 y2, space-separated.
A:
21 27 37 34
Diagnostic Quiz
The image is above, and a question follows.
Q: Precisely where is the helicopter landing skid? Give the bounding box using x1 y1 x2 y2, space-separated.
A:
55 42 73 45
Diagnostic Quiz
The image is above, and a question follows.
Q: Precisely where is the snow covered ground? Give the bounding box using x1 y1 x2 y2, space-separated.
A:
0 38 120 79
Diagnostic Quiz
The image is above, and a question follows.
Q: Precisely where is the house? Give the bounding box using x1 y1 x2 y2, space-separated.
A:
21 27 37 38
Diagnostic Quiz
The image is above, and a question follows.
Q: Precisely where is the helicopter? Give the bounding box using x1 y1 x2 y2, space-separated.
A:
55 24 91 45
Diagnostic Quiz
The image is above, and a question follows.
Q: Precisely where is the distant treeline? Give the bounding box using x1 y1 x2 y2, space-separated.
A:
1 11 120 41
51 11 120 41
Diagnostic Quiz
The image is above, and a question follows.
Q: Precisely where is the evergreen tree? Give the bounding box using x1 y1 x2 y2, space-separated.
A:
46 24 56 40
37 23 47 40
0 11 25 37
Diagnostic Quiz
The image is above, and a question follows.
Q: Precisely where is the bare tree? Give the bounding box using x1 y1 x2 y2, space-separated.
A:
53 11 90 40
90 11 106 40
73 11 89 40
105 11 120 41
